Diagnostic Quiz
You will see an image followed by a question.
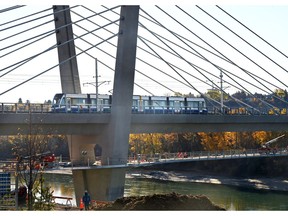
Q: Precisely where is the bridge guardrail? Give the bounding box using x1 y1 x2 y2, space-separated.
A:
126 148 288 166
74 148 288 167
0 103 51 114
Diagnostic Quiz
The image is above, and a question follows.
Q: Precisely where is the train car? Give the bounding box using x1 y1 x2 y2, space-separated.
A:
51 93 207 114
51 93 112 113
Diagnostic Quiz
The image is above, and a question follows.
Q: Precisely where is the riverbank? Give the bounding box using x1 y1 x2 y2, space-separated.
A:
127 169 288 193
45 167 288 193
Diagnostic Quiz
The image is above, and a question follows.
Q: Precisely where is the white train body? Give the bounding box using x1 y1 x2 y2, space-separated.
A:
51 93 207 114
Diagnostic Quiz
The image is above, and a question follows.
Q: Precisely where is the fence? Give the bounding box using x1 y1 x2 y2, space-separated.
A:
0 161 17 210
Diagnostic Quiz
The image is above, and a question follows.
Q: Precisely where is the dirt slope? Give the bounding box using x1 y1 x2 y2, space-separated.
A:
93 192 225 210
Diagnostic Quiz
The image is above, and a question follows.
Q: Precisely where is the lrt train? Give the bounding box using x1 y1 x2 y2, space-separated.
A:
51 93 208 114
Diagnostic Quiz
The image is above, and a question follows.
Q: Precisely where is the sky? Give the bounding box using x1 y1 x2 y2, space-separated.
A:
1 1 288 103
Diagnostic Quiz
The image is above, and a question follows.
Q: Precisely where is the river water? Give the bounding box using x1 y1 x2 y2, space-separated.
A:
43 171 288 210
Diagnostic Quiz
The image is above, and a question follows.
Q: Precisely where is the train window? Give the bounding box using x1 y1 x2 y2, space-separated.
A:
132 100 138 106
91 99 96 105
152 100 165 107
174 101 180 108
71 98 86 105
60 98 65 105
187 101 199 108
103 99 110 105
143 100 150 106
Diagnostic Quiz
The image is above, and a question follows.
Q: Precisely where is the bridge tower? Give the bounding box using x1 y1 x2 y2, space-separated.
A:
53 5 81 94
53 5 140 204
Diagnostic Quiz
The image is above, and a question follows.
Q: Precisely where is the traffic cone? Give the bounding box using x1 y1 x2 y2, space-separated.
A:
79 198 84 210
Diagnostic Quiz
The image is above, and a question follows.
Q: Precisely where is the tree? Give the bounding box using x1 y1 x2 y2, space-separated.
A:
32 172 55 210
9 114 57 210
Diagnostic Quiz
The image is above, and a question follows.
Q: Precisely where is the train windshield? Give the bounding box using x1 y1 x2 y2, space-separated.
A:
52 94 64 105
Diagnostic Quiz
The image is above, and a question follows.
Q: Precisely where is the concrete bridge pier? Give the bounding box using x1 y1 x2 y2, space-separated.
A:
67 135 97 165
67 134 127 205
72 168 126 206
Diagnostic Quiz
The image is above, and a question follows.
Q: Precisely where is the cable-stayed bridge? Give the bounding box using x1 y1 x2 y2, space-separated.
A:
1 5 288 204
1 5 288 111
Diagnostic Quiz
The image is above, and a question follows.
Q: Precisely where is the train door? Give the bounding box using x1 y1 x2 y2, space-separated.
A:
139 96 143 113
174 100 180 113
66 97 71 112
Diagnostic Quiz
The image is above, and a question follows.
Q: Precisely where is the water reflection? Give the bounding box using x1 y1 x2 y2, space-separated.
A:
43 173 288 210
43 174 75 205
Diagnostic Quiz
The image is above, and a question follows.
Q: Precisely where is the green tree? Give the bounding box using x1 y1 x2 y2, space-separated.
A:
32 172 55 210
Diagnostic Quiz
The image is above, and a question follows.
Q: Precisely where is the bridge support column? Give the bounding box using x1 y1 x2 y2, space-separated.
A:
101 5 139 166
69 5 139 205
67 135 97 165
72 168 126 206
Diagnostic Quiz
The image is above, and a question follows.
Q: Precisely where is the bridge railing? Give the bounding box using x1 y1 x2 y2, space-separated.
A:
0 103 51 114
126 148 288 165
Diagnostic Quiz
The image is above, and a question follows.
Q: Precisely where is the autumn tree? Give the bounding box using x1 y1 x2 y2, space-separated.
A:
8 114 58 210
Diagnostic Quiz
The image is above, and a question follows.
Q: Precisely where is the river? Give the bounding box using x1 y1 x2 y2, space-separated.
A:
42 171 288 210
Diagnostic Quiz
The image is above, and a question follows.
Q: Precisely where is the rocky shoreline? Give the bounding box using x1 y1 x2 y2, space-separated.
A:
45 167 288 193
127 169 288 193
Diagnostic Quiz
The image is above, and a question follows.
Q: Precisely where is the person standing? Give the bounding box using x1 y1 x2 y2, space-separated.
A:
82 190 91 210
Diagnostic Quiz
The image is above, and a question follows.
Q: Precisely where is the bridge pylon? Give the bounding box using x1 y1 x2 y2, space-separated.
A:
66 5 140 205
